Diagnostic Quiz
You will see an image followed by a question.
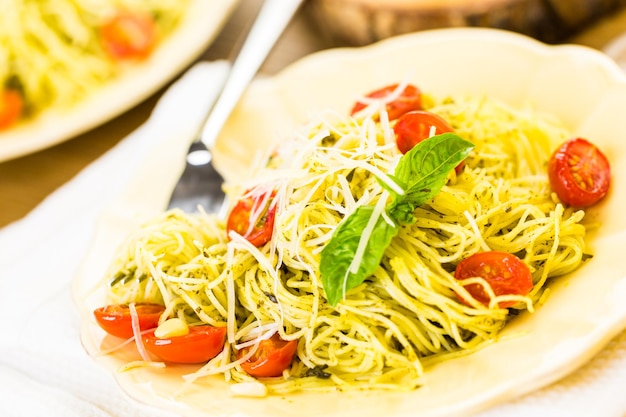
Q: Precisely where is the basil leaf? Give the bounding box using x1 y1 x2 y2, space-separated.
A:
320 132 473 306
388 133 474 224
320 206 398 306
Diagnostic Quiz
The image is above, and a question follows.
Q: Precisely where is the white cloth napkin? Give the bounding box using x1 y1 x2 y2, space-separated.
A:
0 61 624 417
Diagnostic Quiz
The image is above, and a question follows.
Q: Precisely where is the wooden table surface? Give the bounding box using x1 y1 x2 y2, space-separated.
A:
1 1 626 228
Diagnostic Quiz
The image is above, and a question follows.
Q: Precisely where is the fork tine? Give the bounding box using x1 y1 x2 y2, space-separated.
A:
167 141 226 213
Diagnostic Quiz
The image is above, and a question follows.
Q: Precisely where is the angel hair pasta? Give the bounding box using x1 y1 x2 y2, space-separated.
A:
98 88 592 395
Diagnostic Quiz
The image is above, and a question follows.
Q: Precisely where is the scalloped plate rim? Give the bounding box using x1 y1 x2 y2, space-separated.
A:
74 27 626 417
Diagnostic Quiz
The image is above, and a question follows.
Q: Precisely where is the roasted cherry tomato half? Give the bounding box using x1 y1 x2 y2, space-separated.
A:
100 11 157 60
238 333 298 377
143 325 226 364
94 303 165 339
548 137 610 208
0 89 23 130
350 83 422 121
394 110 454 154
454 251 533 308
226 189 276 247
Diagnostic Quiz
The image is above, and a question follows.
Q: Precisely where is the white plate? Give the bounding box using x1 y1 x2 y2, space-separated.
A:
74 28 626 417
0 0 238 163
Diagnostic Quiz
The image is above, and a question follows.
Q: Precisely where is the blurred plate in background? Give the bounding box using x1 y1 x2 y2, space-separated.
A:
0 0 238 163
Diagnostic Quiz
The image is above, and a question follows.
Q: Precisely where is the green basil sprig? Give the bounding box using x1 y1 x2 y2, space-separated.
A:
320 133 474 306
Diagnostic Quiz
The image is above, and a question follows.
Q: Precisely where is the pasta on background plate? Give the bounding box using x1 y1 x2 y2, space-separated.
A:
0 0 190 130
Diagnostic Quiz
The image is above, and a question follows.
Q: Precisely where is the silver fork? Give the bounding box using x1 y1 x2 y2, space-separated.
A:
167 0 305 215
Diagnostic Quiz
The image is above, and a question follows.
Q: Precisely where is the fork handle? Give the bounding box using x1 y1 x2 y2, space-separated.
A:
200 0 305 149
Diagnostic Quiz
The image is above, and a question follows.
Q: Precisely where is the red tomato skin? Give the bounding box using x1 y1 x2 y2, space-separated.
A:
394 110 454 155
144 326 227 364
0 89 23 130
238 334 298 377
548 138 611 208
226 190 276 247
350 84 422 121
100 11 157 60
454 251 533 308
93 304 165 339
